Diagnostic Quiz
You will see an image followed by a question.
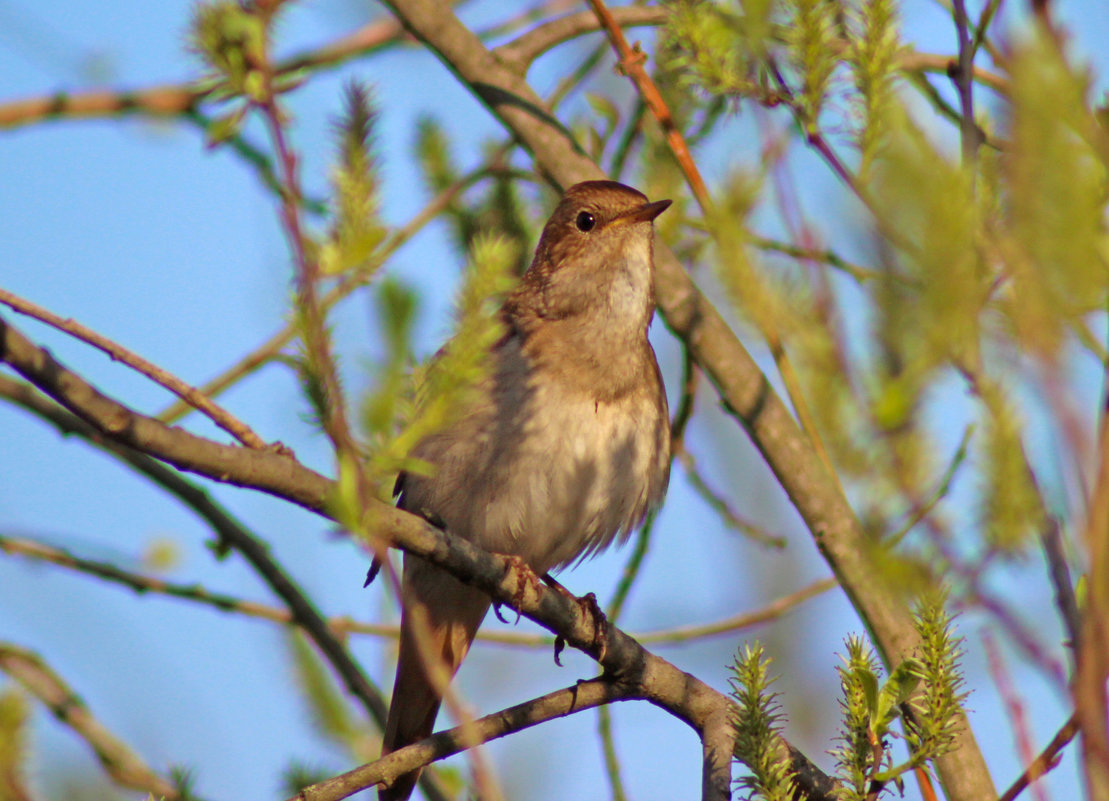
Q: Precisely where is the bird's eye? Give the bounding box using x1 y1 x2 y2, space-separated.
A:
575 211 596 232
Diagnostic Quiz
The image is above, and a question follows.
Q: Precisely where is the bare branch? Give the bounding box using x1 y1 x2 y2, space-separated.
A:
0 18 406 130
0 372 383 721
998 714 1080 801
495 6 666 68
0 287 269 449
1042 517 1081 656
288 679 634 801
0 643 181 799
586 0 709 207
1 314 332 511
950 0 984 166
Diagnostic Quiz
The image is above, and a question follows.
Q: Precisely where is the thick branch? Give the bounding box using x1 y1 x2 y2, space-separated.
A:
0 373 448 801
0 314 332 512
0 369 386 715
375 2 996 799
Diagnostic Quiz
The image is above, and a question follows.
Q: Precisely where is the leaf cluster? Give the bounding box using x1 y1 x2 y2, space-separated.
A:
731 595 968 801
729 644 796 801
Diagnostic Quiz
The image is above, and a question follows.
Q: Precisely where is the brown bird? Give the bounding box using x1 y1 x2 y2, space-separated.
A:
379 180 672 801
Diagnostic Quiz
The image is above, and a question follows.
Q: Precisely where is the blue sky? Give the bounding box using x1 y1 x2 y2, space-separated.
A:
2 2 1107 800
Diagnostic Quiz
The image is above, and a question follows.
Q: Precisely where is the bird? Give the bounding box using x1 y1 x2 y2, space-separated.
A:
379 180 672 801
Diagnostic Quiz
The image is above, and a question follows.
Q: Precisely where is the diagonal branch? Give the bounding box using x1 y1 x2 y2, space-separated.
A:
0 370 383 721
0 370 456 801
0 520 831 650
288 678 635 801
1 313 332 511
0 287 269 449
0 644 183 800
0 17 408 130
494 6 666 68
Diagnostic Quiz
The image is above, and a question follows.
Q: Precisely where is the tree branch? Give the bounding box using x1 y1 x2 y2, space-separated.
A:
288 679 634 801
0 370 386 717
1 313 332 512
0 17 407 130
998 713 1080 801
0 643 183 800
0 287 269 449
0 369 456 801
494 6 666 69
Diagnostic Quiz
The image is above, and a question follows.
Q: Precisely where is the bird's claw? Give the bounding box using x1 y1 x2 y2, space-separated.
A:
542 578 610 666
497 554 543 625
363 557 382 588
578 592 610 663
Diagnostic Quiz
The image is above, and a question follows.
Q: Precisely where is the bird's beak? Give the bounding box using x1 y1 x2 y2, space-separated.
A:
610 198 672 227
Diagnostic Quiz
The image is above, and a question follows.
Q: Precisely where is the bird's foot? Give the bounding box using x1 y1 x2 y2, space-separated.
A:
545 575 610 667
492 554 542 625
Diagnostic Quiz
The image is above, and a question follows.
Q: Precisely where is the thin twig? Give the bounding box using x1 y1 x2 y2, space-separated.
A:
0 531 296 624
750 235 880 283
288 679 635 801
182 108 329 216
670 345 698 449
254 46 361 470
970 0 1005 61
494 6 665 68
637 577 837 644
902 71 1002 151
0 524 835 653
596 505 659 801
0 287 269 449
597 702 630 801
0 18 408 130
586 0 710 207
950 0 983 167
983 629 1052 801
997 713 1080 801
676 446 788 548
1041 517 1081 657
886 425 974 547
0 644 182 800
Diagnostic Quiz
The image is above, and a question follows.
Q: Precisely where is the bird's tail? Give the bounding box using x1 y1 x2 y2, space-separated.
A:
380 558 490 801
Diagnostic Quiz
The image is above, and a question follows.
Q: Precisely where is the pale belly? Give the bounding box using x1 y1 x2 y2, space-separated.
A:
402 377 668 574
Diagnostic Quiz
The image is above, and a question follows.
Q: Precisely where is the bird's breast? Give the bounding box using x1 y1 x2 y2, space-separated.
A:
403 343 669 574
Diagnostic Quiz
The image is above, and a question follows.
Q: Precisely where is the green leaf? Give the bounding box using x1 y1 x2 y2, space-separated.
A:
204 106 246 148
